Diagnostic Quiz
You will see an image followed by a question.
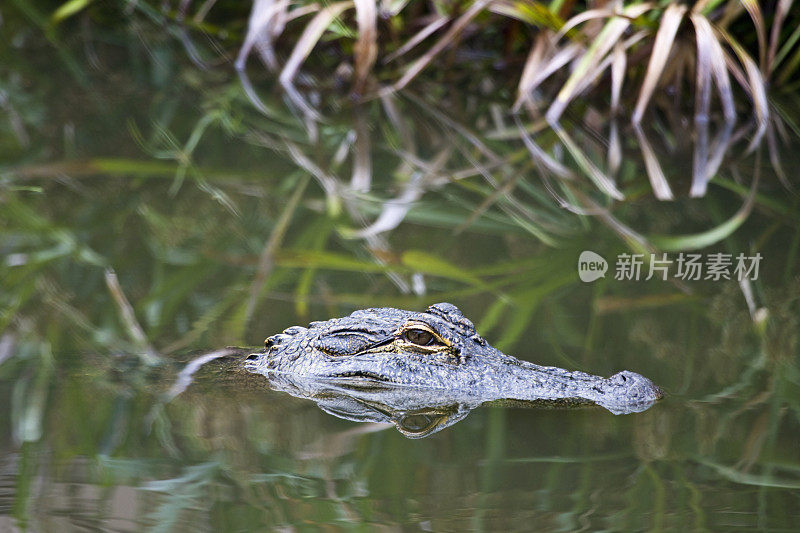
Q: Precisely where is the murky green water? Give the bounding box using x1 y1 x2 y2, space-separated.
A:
2 3 800 531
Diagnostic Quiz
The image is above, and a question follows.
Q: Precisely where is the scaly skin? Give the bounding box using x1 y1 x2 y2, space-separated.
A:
245 303 662 415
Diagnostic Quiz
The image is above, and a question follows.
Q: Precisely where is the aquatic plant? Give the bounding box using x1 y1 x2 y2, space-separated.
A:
221 1 800 124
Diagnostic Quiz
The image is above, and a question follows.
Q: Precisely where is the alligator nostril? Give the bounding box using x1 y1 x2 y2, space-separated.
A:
267 332 300 347
610 371 633 386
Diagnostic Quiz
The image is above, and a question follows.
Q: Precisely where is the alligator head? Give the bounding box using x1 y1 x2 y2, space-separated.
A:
246 303 662 415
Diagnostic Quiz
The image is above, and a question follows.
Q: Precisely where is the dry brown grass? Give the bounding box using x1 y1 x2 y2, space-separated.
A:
174 1 795 212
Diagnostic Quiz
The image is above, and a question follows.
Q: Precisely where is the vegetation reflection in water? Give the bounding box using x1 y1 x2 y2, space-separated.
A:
1 0 800 530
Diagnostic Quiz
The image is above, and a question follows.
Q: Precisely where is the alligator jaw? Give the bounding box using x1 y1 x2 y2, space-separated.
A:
459 353 663 415
249 345 663 415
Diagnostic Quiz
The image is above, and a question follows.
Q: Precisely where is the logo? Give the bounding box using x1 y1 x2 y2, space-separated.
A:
578 250 608 282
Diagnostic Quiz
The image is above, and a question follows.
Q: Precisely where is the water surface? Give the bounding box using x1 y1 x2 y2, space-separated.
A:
1 3 799 530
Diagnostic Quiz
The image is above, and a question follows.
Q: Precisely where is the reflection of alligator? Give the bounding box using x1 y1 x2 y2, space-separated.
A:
264 373 474 438
246 303 662 425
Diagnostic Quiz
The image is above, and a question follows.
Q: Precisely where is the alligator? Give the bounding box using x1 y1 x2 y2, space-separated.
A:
245 303 662 421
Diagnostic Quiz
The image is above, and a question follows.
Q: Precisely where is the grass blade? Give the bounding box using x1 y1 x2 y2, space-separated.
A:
353 0 378 94
516 40 582 109
51 0 95 24
632 3 686 124
650 170 758 251
547 18 629 123
383 15 449 63
738 0 767 73
490 1 566 31
394 0 491 91
691 13 736 123
284 141 341 208
717 28 769 148
691 105 711 197
552 123 624 200
380 0 411 17
279 1 353 118
607 120 621 176
401 250 485 287
515 117 573 179
697 459 800 489
632 124 674 200
350 149 449 238
572 31 647 99
704 118 735 187
515 33 547 108
610 41 626 114
553 7 615 40
104 269 160 365
236 0 291 71
351 108 372 192
245 174 310 326
767 0 794 73
547 3 652 123
773 5 800 76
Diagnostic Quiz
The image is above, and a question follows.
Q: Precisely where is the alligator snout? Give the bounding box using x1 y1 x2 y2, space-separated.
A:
587 370 663 414
608 370 663 402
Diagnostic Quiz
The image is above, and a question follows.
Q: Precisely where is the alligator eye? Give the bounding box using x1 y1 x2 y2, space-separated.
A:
403 328 434 346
